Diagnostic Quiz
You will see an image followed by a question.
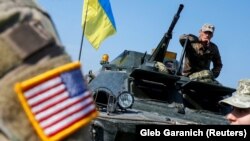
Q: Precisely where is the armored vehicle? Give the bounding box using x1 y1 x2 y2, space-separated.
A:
86 4 236 141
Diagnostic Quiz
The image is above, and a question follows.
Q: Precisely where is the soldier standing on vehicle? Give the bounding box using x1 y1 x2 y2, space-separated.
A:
220 79 250 125
179 23 223 80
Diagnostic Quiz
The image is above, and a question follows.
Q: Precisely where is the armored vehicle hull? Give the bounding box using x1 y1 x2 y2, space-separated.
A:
87 50 235 141
86 4 236 141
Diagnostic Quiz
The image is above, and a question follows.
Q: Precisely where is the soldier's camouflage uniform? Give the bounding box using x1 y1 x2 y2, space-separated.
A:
179 34 223 78
0 0 91 141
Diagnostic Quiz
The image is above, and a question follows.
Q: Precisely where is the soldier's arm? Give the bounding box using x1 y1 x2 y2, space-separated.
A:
179 34 198 47
0 1 91 141
211 45 223 78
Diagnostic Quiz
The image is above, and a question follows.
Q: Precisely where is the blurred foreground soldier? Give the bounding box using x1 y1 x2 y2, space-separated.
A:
0 0 92 140
219 79 250 125
179 23 223 81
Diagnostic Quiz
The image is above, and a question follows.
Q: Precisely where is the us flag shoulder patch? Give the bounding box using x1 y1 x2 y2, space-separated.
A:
15 61 98 141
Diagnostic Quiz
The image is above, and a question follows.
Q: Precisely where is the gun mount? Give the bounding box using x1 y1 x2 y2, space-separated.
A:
86 4 236 141
148 4 183 63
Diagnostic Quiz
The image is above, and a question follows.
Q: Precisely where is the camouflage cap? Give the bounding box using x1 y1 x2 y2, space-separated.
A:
201 23 215 33
219 79 250 108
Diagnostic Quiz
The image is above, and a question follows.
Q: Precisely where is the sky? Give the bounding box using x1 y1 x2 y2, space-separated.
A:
36 0 250 89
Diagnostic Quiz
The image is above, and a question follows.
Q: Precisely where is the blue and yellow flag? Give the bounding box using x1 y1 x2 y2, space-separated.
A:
82 0 116 49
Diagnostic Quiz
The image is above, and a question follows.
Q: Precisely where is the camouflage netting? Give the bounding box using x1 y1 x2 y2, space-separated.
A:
0 0 91 141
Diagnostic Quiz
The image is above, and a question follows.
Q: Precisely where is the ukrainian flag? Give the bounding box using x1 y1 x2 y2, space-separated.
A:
82 0 116 49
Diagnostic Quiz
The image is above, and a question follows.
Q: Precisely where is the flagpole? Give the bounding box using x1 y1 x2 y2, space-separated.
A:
78 0 89 61
78 31 84 61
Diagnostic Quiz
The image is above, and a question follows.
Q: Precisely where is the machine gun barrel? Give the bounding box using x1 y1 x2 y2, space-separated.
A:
148 4 184 62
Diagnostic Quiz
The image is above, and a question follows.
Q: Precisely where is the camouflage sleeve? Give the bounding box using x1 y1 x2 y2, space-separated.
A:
179 34 198 47
0 1 90 141
211 44 223 78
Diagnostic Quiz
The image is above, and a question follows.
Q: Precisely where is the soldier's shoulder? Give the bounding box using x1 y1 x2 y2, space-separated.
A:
0 0 47 13
210 42 219 49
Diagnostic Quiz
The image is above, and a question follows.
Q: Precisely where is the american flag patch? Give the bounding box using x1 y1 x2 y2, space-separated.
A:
15 62 98 141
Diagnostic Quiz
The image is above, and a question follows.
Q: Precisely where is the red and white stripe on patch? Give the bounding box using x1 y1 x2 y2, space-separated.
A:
15 62 98 141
